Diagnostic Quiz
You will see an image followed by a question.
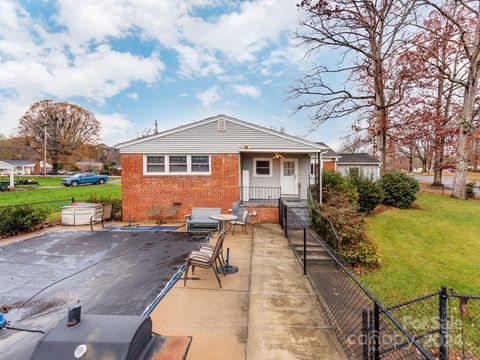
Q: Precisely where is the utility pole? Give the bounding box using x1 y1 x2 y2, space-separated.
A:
154 120 158 134
43 120 47 178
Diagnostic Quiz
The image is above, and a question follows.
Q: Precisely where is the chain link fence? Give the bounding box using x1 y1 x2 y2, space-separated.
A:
279 200 479 360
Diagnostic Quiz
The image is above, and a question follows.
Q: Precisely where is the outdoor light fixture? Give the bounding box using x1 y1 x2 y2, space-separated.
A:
272 153 283 159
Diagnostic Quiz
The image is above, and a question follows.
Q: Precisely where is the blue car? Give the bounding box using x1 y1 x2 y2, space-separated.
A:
62 173 109 187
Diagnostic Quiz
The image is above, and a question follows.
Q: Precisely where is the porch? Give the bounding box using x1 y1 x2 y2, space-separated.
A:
239 152 313 204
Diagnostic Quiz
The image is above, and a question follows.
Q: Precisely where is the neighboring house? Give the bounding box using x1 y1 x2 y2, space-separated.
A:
1 160 52 175
311 142 340 172
115 114 328 223
0 160 15 188
76 161 104 172
337 153 381 180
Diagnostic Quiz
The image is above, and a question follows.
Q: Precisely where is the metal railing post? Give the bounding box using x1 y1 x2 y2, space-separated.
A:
278 198 282 226
439 286 448 360
303 227 307 275
283 205 287 238
373 303 380 360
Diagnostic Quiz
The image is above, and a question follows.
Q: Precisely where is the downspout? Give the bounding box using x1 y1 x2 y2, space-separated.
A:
319 149 328 205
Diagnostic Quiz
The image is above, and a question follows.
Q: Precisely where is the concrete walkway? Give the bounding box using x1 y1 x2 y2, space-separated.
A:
246 224 346 360
151 224 346 360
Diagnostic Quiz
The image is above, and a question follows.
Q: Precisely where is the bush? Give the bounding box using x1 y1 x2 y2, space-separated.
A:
348 174 384 212
380 170 419 209
0 205 49 237
467 182 476 198
85 195 122 220
313 192 381 268
322 170 359 204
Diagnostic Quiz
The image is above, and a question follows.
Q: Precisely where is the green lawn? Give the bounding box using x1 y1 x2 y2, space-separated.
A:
361 194 480 304
0 175 121 187
0 184 121 206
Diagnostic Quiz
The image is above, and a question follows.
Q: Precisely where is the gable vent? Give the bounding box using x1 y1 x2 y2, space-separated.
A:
217 119 226 131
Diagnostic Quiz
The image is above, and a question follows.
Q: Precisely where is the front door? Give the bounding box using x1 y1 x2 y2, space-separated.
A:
281 158 298 195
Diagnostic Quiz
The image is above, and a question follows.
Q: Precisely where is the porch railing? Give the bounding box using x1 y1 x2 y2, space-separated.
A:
239 186 281 203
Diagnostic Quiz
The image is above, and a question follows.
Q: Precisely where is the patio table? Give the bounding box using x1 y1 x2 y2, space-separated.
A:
209 214 238 232
209 214 239 275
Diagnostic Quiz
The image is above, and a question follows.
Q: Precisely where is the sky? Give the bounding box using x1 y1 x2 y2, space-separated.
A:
0 0 350 148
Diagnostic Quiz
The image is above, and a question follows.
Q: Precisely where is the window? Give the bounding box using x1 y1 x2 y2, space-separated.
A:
146 156 165 173
349 167 360 177
169 155 187 172
144 155 210 175
254 158 272 177
191 155 210 172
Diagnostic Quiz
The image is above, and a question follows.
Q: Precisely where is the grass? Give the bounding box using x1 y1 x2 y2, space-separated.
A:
0 184 121 206
0 175 121 187
361 194 480 304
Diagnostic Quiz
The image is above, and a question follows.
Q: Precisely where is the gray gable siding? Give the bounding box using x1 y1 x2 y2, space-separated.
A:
119 119 320 154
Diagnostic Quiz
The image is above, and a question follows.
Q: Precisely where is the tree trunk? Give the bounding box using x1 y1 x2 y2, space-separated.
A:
432 138 445 186
421 158 427 173
452 8 480 199
408 157 413 172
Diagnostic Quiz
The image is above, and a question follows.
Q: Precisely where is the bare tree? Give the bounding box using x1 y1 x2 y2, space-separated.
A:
292 0 417 175
18 100 100 174
338 135 367 153
421 0 480 198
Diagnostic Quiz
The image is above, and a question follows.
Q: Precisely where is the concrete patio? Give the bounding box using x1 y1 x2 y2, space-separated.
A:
150 223 347 360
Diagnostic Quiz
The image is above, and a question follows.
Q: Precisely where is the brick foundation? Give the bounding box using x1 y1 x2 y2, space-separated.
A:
121 153 240 222
244 206 279 224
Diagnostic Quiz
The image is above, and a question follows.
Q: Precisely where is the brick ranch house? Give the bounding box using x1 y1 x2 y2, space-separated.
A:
115 115 329 224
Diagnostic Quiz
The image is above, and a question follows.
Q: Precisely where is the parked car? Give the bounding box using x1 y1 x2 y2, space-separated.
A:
62 173 108 187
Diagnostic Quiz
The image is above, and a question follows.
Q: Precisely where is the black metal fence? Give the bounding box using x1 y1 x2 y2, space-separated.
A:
239 186 281 203
279 200 480 360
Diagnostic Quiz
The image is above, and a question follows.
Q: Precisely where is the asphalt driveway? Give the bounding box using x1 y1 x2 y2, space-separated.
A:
0 230 206 360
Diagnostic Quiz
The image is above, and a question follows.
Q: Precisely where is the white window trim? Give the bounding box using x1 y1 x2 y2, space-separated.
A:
253 157 273 177
143 155 211 176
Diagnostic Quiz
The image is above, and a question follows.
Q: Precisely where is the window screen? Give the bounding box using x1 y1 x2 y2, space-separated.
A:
191 156 210 172
169 155 187 172
146 156 165 173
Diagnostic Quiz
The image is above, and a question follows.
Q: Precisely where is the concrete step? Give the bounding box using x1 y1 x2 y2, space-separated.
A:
298 253 332 263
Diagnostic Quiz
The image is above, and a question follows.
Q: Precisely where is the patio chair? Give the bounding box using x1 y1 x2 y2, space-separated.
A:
185 208 221 231
183 229 228 288
90 204 113 231
145 205 162 224
230 209 249 235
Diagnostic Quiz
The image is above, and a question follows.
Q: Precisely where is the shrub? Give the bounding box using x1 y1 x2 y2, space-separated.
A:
380 170 419 209
0 205 49 237
466 182 475 199
85 195 122 220
313 192 381 268
348 174 384 212
321 170 359 204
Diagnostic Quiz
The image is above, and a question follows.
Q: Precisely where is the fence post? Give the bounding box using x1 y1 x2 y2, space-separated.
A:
303 227 307 275
362 309 370 360
283 205 288 238
439 286 448 360
373 303 380 360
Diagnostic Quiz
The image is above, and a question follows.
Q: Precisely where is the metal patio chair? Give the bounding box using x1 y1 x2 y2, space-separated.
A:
230 209 249 235
145 205 162 224
90 204 113 231
183 229 228 288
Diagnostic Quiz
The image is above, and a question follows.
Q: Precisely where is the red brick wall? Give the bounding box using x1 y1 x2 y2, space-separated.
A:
121 153 240 221
244 207 279 224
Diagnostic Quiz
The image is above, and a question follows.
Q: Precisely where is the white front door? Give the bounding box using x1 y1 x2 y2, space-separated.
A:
281 158 298 195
